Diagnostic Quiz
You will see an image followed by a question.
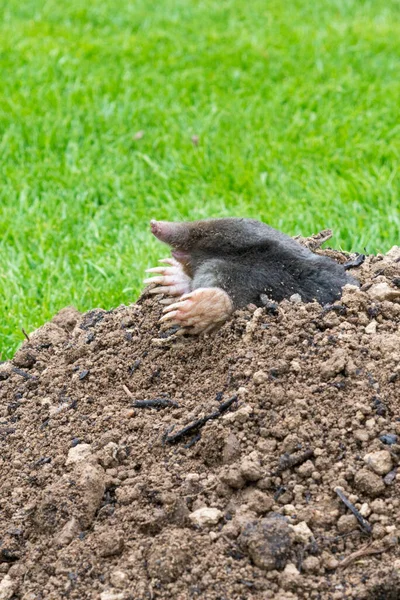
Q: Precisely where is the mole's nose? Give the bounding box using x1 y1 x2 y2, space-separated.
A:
149 220 187 246
150 220 163 238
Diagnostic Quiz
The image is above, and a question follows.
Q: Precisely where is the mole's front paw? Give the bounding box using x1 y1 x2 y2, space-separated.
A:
159 287 233 334
144 257 192 303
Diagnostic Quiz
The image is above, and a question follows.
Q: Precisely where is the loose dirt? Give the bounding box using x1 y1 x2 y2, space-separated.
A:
1 243 399 600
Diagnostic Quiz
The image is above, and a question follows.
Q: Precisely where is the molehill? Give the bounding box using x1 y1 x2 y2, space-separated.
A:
0 242 399 600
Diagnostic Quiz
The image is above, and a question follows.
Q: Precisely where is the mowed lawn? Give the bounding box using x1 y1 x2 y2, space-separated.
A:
0 0 399 358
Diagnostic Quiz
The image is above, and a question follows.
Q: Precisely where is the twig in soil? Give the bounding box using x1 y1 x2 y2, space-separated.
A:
338 541 388 569
184 433 202 448
21 328 30 342
335 488 372 535
163 395 238 445
274 486 287 501
34 457 52 467
343 253 366 270
321 304 347 316
384 468 397 485
148 584 154 600
237 580 255 589
122 384 134 398
11 367 36 380
129 359 141 374
133 398 179 410
273 448 314 475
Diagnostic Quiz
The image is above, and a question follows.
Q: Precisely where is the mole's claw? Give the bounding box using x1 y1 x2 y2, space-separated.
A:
144 275 175 285
179 292 192 301
158 287 233 335
148 286 171 294
159 297 177 305
145 267 165 274
143 257 192 301
159 310 178 323
159 257 179 266
162 299 187 313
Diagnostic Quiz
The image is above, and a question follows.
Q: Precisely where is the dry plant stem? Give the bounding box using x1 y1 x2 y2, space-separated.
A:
338 542 388 569
21 328 30 342
122 384 134 398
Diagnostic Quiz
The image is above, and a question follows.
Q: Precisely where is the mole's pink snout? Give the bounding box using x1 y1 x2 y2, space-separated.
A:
150 220 162 238
150 220 170 242
150 220 185 247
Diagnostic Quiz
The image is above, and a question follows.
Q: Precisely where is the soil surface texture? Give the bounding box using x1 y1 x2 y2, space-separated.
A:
1 242 400 600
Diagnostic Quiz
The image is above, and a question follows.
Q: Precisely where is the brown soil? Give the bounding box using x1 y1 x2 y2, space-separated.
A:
1 244 400 600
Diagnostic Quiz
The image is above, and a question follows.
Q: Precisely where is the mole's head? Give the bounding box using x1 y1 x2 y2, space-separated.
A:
150 218 275 272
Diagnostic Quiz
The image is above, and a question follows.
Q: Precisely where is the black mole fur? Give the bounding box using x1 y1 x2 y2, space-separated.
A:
171 218 358 308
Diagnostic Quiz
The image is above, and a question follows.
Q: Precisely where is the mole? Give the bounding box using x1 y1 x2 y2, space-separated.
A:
144 218 358 334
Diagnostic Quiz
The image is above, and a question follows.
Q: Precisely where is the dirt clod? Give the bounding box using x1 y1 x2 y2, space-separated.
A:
354 468 386 498
239 514 292 571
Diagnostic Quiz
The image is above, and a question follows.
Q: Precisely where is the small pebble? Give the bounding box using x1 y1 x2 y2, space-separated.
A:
354 429 370 442
365 321 377 334
379 433 398 446
253 370 268 385
337 514 358 533
297 460 314 478
240 453 263 482
65 443 92 465
359 503 371 518
189 507 223 527
290 521 314 544
322 552 339 570
302 556 320 573
364 450 393 476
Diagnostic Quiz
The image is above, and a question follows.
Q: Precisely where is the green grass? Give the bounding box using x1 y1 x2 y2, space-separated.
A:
1 0 399 358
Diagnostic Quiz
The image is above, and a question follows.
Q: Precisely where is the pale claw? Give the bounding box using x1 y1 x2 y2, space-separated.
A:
159 297 177 305
145 267 169 274
144 257 180 274
148 285 186 295
143 256 192 300
160 310 179 322
160 287 233 334
159 257 180 266
143 275 178 285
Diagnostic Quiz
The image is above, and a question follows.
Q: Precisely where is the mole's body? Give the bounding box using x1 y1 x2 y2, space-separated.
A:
144 218 358 334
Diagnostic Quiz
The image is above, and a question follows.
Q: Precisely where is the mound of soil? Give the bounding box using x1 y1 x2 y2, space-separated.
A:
1 244 400 600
